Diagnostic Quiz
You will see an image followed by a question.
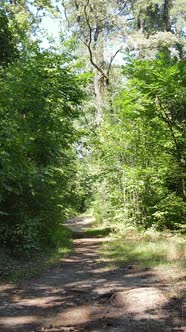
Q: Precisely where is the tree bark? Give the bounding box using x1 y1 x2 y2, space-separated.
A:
163 0 172 31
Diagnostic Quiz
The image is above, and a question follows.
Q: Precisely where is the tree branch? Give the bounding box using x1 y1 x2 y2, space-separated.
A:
82 109 97 135
116 1 127 16
156 97 182 162
107 47 123 78
83 0 109 82
62 1 71 28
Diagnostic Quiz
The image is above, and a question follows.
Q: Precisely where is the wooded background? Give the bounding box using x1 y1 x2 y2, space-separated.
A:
0 0 185 255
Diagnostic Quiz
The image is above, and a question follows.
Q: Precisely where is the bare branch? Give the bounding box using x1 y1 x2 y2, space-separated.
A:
107 47 123 75
74 0 79 10
62 1 71 28
82 109 97 135
83 0 109 82
83 0 92 48
116 1 127 16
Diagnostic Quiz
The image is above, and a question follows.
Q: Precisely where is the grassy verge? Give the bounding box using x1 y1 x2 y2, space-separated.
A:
0 227 73 283
100 225 186 295
85 227 112 238
101 226 186 267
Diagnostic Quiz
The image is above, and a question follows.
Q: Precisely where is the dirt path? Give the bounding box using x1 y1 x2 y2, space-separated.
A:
0 215 185 332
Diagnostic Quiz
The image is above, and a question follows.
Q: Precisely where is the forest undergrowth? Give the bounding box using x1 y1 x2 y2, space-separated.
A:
0 226 73 283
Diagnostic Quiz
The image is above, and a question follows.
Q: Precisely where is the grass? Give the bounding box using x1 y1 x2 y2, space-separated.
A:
101 226 186 268
85 226 112 237
100 225 186 298
0 226 73 283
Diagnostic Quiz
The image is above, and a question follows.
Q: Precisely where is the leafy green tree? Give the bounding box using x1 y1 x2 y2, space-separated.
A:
0 9 18 64
62 0 127 124
0 47 86 253
90 51 186 231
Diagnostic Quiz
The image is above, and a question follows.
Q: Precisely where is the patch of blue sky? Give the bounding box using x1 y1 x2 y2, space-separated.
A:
29 1 64 49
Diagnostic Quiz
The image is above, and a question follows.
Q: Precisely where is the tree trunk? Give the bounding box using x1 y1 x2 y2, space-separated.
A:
93 31 105 125
94 69 104 125
163 0 172 31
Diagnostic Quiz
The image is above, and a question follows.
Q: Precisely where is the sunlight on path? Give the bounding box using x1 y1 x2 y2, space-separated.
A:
0 215 185 332
64 214 95 232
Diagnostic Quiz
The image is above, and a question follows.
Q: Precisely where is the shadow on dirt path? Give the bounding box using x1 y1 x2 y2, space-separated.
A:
0 215 185 332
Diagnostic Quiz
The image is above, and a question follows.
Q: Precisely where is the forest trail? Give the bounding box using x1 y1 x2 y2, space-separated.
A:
0 215 185 332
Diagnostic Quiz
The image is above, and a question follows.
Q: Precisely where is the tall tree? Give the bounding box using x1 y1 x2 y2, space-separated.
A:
62 0 125 124
0 41 86 252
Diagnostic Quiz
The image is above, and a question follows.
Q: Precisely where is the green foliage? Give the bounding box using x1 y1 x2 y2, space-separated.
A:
0 225 73 282
153 193 186 231
0 9 18 65
90 52 186 231
0 47 86 254
0 0 185 260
